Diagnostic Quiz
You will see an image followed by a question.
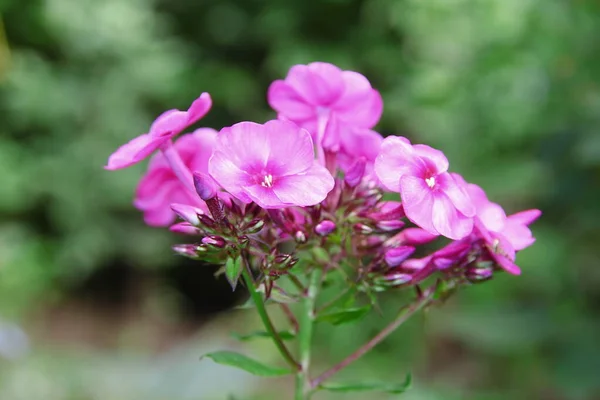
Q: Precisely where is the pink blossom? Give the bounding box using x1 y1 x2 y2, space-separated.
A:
374 136 475 240
133 129 217 226
208 120 335 209
336 127 383 184
267 63 383 150
105 93 212 170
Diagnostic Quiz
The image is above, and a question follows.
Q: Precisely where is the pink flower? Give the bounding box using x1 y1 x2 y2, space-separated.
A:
268 63 383 150
208 120 335 209
374 136 475 240
105 93 212 170
455 174 541 274
336 127 383 183
133 128 217 226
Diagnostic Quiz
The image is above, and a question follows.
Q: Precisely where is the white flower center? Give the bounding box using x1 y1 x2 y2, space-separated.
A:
425 176 436 188
260 174 274 188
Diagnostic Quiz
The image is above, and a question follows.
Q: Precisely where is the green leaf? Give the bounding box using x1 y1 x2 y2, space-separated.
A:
316 305 371 325
201 351 293 376
231 330 296 341
225 256 243 290
320 373 412 393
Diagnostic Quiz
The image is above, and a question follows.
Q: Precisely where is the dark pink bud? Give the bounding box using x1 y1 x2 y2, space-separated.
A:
353 223 373 234
376 220 405 232
385 246 416 267
201 235 227 248
345 157 366 187
466 266 494 282
170 203 204 226
432 241 471 269
172 244 200 258
384 272 413 285
193 172 217 201
238 235 249 248
242 218 265 234
198 214 216 229
315 220 336 236
170 222 202 235
294 231 307 243
398 228 439 246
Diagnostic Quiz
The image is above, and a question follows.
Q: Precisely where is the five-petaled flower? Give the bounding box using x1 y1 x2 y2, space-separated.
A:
208 120 335 209
105 93 212 170
375 136 476 240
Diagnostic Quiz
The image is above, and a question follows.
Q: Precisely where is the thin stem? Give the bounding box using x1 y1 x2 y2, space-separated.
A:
295 268 322 400
310 287 435 389
280 303 299 334
240 254 299 370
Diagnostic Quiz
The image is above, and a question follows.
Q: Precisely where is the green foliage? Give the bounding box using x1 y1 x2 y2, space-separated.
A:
201 351 293 377
231 330 296 342
319 373 411 394
225 256 243 290
316 305 371 326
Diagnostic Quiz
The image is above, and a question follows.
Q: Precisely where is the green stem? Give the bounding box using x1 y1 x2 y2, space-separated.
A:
240 258 299 370
295 268 322 400
310 287 435 389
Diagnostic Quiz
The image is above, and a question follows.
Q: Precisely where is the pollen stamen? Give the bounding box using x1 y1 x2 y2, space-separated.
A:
261 174 274 188
425 176 436 188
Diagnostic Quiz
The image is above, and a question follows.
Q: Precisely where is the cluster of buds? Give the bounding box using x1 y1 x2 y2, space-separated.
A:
105 62 540 302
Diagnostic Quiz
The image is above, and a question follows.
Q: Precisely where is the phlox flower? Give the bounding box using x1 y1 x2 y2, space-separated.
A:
336 127 383 184
208 120 335 209
134 129 217 226
105 93 212 170
374 136 475 240
268 62 383 151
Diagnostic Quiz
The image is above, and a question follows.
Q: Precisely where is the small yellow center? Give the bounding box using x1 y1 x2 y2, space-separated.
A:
425 176 436 188
261 174 274 188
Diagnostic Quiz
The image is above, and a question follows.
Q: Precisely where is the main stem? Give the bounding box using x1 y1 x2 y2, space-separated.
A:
240 260 299 370
295 269 322 400
310 288 435 389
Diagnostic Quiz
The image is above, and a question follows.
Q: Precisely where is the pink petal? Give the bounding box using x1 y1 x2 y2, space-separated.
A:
321 114 343 150
375 136 423 192
412 144 449 174
208 150 254 203
437 173 476 217
340 128 383 161
431 193 474 240
170 203 206 225
186 92 212 124
216 122 271 171
149 110 189 138
105 134 163 170
507 209 542 226
333 71 383 128
242 184 286 209
262 120 315 176
268 80 316 121
492 252 521 275
286 63 345 106
185 128 218 173
273 164 335 207
399 175 437 235
501 220 536 251
143 207 176 227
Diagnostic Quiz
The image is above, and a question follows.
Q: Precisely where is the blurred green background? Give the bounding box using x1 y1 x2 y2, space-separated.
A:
0 0 599 399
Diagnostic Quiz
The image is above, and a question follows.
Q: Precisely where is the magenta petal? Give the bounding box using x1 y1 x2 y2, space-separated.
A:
399 175 437 235
243 185 285 209
268 80 316 121
492 252 521 275
412 144 449 174
216 122 271 170
149 110 189 137
501 220 536 251
334 71 383 127
143 207 176 227
186 92 212 123
273 164 335 207
431 193 474 240
208 151 254 203
340 128 383 161
508 209 542 226
105 134 162 170
437 173 476 217
263 120 315 175
286 63 345 106
375 136 422 191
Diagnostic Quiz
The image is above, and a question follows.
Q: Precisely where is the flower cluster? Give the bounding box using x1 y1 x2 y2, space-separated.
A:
106 62 540 396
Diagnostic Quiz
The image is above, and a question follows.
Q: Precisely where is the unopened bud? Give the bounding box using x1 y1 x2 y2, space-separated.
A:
383 272 413 286
201 235 227 248
315 220 336 236
172 244 200 258
170 222 202 235
398 228 439 246
345 157 366 187
170 203 204 226
384 246 416 267
242 218 265 234
353 223 373 235
273 254 298 269
193 172 217 201
238 235 249 248
466 267 494 282
376 220 405 232
198 214 216 229
294 231 307 243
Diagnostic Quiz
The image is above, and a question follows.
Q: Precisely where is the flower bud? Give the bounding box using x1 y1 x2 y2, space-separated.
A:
353 223 373 235
170 203 204 226
238 235 249 248
345 157 366 187
294 231 307 243
201 235 227 248
383 272 413 286
198 214 216 229
376 220 405 232
397 228 439 246
274 254 298 270
466 267 494 282
172 244 200 258
242 218 265 234
384 246 416 267
315 220 336 237
170 222 202 235
193 172 217 201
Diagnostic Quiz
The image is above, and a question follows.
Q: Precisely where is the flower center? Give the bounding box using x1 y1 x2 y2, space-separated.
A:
260 174 274 188
425 176 436 188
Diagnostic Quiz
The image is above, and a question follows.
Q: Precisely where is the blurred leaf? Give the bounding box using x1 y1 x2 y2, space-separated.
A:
201 351 293 377
316 305 371 325
225 256 243 290
320 373 411 394
231 330 296 341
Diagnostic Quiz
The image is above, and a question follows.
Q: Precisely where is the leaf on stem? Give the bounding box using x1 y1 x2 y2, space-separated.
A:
201 351 293 376
320 373 412 393
225 255 243 290
231 330 296 341
316 305 371 325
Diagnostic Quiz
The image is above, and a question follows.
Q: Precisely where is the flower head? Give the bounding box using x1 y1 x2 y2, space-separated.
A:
133 128 217 226
105 93 212 170
208 120 335 209
374 136 475 240
268 63 383 150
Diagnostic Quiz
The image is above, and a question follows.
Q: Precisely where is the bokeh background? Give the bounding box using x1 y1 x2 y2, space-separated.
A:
1 0 599 399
